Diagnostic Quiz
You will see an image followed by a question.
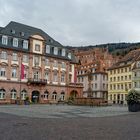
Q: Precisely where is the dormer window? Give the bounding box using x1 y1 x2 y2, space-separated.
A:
46 45 50 53
2 36 8 45
62 49 65 56
11 29 15 34
23 40 28 49
68 53 71 59
13 38 18 47
54 47 58 55
21 32 24 36
35 44 40 51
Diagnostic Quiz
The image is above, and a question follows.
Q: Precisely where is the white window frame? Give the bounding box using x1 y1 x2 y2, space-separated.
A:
33 71 39 80
12 68 17 78
68 53 71 59
23 40 28 49
61 73 65 82
12 53 18 61
45 71 49 80
53 71 58 82
1 51 7 60
23 55 28 63
0 67 6 77
2 36 8 45
35 44 40 51
21 90 27 100
54 47 58 55
46 45 50 53
62 49 65 56
13 38 18 47
11 89 17 99
0 89 5 99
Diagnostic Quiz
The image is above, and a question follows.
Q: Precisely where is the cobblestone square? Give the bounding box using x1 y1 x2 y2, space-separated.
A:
0 105 140 140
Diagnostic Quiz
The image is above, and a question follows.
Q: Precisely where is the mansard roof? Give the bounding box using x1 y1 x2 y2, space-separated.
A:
0 21 62 47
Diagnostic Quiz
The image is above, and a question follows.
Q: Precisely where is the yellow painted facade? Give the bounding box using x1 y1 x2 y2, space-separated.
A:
108 65 132 104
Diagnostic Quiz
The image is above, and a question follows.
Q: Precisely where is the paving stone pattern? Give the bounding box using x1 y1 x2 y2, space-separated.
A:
0 104 130 118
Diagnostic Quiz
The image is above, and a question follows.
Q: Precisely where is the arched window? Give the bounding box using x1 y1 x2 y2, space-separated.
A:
0 89 6 99
60 92 65 101
21 90 27 100
52 91 57 100
44 90 49 100
11 89 17 99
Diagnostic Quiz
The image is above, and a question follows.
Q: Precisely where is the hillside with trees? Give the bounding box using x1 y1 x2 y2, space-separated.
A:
66 42 140 57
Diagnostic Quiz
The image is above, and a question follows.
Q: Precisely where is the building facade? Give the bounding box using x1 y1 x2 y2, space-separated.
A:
75 48 116 99
132 57 140 91
0 21 83 104
108 49 140 104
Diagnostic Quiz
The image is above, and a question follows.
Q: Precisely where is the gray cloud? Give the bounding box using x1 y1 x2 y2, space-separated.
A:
0 0 140 46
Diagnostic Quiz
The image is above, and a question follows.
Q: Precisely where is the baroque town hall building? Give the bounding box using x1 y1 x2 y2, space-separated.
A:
0 21 83 104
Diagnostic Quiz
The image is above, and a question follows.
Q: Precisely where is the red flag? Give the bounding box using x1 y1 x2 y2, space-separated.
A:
74 68 77 83
21 64 24 79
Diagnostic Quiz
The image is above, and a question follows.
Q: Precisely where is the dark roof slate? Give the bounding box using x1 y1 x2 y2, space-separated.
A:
0 21 62 47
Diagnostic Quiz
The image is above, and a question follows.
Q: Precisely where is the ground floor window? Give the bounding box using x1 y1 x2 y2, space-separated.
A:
0 89 5 99
11 89 17 99
52 92 57 100
60 92 65 101
44 90 49 99
21 90 27 100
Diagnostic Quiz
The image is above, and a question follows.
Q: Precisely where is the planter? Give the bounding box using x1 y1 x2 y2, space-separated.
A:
128 103 140 112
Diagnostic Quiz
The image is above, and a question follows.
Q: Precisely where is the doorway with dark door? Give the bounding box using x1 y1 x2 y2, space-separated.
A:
32 90 40 103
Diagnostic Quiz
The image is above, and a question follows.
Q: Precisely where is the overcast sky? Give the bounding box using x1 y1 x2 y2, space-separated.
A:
0 0 140 46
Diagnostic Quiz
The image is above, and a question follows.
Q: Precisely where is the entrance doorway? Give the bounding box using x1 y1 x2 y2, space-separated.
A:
70 90 78 99
32 90 40 103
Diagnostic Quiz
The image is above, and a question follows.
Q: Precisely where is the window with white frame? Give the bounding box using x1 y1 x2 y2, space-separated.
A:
44 91 49 99
35 44 40 51
53 60 57 67
12 68 17 78
1 51 7 60
61 62 66 68
2 36 8 45
33 71 39 79
21 90 27 100
23 55 28 63
23 40 28 49
60 92 65 101
45 59 50 66
0 67 6 77
52 92 57 100
24 68 28 79
13 38 18 47
34 56 40 66
46 45 50 53
12 53 18 61
62 49 65 56
53 71 58 82
0 89 5 99
11 89 16 99
61 72 65 82
54 47 58 55
45 71 49 80
68 53 71 59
